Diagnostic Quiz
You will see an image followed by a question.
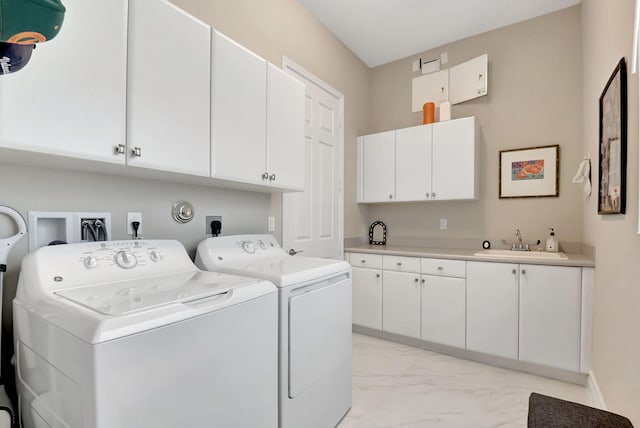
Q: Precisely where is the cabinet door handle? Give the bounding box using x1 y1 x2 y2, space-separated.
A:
131 146 142 157
376 273 381 278
389 194 393 199
421 278 426 284
521 269 526 275
414 278 419 283
512 269 517 275
431 192 436 197
114 144 125 155
262 172 269 180
269 173 276 181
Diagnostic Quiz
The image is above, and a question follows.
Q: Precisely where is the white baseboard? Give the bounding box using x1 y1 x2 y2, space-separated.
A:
587 370 607 410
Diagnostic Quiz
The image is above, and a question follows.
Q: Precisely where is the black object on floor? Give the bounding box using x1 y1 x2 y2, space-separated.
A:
528 393 633 428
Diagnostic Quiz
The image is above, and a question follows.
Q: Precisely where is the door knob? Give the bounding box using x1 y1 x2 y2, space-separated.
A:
288 249 304 256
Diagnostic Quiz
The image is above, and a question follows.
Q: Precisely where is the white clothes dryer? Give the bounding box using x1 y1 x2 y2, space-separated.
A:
196 234 352 428
14 240 278 428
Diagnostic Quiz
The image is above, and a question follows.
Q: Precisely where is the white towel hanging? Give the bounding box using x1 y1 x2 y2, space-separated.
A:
572 159 591 196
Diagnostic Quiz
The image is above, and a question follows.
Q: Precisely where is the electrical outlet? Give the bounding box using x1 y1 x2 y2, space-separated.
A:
268 216 275 232
127 212 142 236
440 218 448 230
206 216 222 235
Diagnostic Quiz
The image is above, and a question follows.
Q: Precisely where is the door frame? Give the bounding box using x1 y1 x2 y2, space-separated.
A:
281 56 345 258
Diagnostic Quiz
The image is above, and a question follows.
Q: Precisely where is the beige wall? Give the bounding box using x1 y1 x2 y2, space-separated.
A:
364 7 584 247
581 0 640 424
171 0 372 240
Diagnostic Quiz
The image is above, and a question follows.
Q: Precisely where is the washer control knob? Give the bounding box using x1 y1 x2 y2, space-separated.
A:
114 251 137 269
149 251 162 263
241 241 256 254
258 240 267 249
83 256 98 269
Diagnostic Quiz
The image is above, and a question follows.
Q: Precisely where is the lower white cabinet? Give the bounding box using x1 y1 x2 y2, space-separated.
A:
352 266 383 330
382 270 421 338
466 261 519 359
519 264 581 371
421 275 466 348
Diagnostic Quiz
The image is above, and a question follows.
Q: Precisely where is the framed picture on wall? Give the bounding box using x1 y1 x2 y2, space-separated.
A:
598 57 627 215
499 145 559 198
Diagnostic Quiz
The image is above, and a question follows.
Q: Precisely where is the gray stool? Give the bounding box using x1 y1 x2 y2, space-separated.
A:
528 393 633 428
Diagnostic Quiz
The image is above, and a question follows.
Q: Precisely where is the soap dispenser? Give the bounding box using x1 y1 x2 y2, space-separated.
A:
546 228 559 252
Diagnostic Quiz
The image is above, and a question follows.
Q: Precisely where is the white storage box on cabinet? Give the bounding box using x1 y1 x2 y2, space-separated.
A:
127 0 211 176
211 30 305 191
420 257 466 348
0 0 127 164
349 253 383 329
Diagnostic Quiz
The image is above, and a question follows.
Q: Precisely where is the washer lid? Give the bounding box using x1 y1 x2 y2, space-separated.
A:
54 270 262 316
213 256 350 287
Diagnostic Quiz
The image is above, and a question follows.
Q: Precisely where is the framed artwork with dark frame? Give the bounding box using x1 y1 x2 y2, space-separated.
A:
499 145 559 198
598 57 627 215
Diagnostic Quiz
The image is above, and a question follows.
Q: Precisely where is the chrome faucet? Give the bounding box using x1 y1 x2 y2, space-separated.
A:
515 229 523 250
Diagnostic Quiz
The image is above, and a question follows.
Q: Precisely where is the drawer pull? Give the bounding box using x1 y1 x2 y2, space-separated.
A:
414 278 419 282
376 273 381 278
421 278 426 284
397 262 402 266
437 266 443 270
522 269 526 275
512 269 517 275
361 260 366 263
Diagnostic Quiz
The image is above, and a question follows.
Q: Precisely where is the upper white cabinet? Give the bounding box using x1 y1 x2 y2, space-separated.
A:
211 30 305 190
360 131 396 202
395 125 432 201
357 117 477 203
0 0 127 163
449 54 488 105
266 63 305 190
211 30 267 185
127 0 211 176
431 117 477 200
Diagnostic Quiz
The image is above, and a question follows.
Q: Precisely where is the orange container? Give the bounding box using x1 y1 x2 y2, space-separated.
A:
422 102 435 124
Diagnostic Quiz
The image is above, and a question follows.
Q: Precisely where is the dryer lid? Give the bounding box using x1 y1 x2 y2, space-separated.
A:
54 270 262 316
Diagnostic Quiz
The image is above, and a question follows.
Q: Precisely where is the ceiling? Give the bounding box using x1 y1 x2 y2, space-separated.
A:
298 0 581 68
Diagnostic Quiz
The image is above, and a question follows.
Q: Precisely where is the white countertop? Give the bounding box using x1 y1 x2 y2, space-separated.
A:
344 244 595 267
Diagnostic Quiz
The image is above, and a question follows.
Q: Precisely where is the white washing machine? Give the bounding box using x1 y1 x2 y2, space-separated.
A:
13 240 278 428
195 234 352 428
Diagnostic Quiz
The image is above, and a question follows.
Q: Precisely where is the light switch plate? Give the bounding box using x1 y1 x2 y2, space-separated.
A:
440 218 448 230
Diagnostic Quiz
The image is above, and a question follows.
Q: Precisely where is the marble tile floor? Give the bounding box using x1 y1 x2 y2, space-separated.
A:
339 333 591 428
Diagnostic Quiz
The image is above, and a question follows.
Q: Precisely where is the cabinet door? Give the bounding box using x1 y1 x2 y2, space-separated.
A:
352 267 383 330
0 0 126 164
519 264 581 371
382 270 421 338
411 69 449 111
449 54 488 105
421 275 466 348
362 131 395 202
127 0 211 176
211 30 267 184
432 117 476 200
466 261 519 359
395 124 432 201
266 63 305 190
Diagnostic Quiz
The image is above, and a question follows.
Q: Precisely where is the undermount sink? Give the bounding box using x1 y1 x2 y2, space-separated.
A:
474 249 568 260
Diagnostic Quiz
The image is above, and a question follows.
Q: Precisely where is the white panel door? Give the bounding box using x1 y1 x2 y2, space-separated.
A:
395 124 432 201
421 275 466 348
0 0 126 163
382 270 421 338
467 261 519 359
282 59 343 258
363 131 396 202
211 30 267 184
352 267 383 330
266 64 305 190
127 0 211 176
519 264 582 371
411 69 449 111
432 117 476 200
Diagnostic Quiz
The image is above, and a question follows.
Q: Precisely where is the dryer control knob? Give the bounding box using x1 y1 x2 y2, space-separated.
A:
83 256 98 269
241 241 256 254
149 251 162 263
114 251 137 269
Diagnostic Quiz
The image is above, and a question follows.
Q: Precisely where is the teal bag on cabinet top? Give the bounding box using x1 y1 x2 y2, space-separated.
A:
0 0 66 44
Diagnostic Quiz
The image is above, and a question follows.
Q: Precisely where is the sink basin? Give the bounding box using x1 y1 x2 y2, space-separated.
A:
474 249 568 260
